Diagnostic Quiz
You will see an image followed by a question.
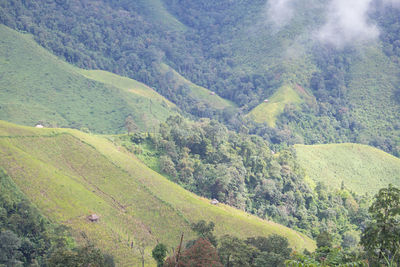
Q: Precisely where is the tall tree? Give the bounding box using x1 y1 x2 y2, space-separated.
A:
361 184 400 266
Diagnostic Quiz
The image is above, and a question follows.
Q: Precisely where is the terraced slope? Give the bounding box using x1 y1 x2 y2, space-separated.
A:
0 25 177 133
295 143 400 195
0 121 315 266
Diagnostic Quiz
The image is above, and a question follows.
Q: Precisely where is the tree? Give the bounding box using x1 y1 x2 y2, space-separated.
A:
191 220 217 247
246 235 292 267
125 115 138 134
160 155 177 178
218 235 257 267
47 243 114 267
152 243 167 267
165 238 222 267
316 231 332 248
0 230 22 266
361 184 400 266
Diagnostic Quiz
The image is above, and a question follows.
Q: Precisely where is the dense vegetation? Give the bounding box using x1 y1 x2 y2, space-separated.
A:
127 116 371 246
0 25 177 133
0 0 399 155
0 120 315 265
1 0 399 265
159 187 400 267
161 183 400 267
0 169 113 266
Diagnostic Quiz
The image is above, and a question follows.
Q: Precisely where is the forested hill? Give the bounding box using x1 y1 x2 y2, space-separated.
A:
0 0 399 155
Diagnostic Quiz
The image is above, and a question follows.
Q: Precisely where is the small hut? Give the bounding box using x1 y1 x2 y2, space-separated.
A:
35 124 44 128
88 214 100 222
263 99 269 103
210 199 219 205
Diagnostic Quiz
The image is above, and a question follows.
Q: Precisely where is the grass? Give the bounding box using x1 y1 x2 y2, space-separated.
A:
79 69 176 108
0 25 177 134
139 0 186 31
0 120 315 266
248 84 307 127
294 143 400 195
158 63 237 110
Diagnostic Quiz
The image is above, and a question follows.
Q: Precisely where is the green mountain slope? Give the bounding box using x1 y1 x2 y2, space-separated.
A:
0 120 315 266
346 46 400 146
0 25 177 133
248 84 314 127
294 143 400 195
158 63 236 110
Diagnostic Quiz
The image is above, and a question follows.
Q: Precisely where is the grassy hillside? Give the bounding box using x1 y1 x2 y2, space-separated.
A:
248 84 313 127
0 25 177 133
295 143 400 195
158 63 237 110
0 120 315 266
79 69 176 108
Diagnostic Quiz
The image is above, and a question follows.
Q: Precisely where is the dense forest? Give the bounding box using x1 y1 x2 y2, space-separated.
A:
1 0 398 155
124 116 370 248
1 0 400 266
157 182 400 267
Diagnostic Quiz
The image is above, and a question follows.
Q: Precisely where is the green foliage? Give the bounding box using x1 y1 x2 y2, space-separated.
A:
47 244 114 267
286 249 368 267
0 120 315 264
218 235 257 267
0 230 23 267
0 168 112 267
217 234 292 267
248 85 308 127
0 25 177 133
316 231 332 249
191 221 217 247
129 116 369 244
246 235 292 267
152 243 168 267
361 184 400 266
0 0 399 156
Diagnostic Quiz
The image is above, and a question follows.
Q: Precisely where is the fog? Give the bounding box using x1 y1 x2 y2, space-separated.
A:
265 0 294 29
316 0 379 47
265 0 400 48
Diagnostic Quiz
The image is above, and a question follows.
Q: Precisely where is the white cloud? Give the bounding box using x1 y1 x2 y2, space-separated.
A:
317 0 379 48
265 0 295 29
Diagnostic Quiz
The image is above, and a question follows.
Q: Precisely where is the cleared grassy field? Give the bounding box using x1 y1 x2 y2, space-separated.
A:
248 84 306 127
158 63 237 110
0 121 315 266
294 143 400 195
0 25 177 133
79 69 176 108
